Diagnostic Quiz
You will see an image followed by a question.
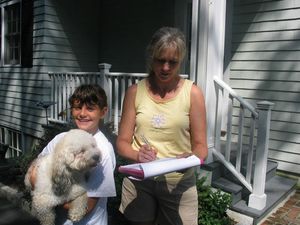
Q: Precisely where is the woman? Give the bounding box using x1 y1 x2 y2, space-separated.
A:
117 27 208 225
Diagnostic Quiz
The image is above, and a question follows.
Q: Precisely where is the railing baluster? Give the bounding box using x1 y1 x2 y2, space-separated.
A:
214 84 223 151
58 74 63 121
236 104 245 173
53 74 59 120
246 114 256 183
225 96 233 161
62 74 67 122
49 73 54 118
121 76 126 115
114 76 119 133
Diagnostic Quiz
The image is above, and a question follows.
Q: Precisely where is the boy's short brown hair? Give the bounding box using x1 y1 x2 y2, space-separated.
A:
69 84 107 109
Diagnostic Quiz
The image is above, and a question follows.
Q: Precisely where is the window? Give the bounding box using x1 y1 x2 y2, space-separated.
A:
5 3 20 65
0 0 33 67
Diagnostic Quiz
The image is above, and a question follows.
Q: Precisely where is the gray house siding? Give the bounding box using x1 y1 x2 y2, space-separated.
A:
228 0 300 174
0 0 181 151
0 0 46 144
0 0 101 149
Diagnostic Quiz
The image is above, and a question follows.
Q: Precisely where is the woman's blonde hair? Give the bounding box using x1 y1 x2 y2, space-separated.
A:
146 27 186 75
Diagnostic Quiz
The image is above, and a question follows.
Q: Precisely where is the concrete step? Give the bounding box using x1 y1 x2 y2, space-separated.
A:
203 159 278 186
219 141 278 182
223 160 278 187
211 177 243 204
202 160 283 206
230 175 297 225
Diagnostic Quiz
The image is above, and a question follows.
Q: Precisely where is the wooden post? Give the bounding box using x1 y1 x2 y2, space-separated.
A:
248 101 274 210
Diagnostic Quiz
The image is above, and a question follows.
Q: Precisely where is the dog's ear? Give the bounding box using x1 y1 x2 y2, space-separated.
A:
51 141 75 194
52 151 72 195
51 166 72 196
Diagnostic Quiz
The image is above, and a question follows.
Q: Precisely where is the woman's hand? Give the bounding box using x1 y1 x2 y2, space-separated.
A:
138 145 157 163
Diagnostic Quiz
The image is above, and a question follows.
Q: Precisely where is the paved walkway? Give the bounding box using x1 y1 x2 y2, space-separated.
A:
0 198 39 225
259 189 300 225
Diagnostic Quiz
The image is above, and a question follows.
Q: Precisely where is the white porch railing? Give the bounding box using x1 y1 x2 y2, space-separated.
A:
213 76 274 210
48 63 188 133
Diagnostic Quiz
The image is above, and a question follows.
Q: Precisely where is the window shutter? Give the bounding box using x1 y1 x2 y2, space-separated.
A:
21 0 33 67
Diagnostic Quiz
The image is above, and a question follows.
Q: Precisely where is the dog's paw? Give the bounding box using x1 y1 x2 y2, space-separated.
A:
69 213 85 222
68 207 87 222
69 213 84 222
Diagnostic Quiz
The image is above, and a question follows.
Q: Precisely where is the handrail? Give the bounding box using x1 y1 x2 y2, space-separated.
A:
213 76 258 118
213 76 273 210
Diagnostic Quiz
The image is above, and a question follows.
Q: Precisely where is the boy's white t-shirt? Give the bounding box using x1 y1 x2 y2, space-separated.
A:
39 129 116 225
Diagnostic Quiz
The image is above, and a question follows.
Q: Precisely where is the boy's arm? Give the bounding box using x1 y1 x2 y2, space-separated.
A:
63 197 98 214
28 163 37 190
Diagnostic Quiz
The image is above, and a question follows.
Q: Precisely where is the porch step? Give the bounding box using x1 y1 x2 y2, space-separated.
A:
203 160 278 185
211 177 243 204
230 175 297 225
223 160 278 185
219 141 278 182
201 160 282 207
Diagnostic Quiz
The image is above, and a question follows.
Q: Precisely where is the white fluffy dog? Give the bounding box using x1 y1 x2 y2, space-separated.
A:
24 129 102 225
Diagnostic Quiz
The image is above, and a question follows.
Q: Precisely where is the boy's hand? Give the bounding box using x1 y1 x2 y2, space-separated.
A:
29 165 37 190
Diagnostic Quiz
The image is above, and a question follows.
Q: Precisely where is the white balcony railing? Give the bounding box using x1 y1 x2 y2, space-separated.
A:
213 76 274 210
48 63 188 133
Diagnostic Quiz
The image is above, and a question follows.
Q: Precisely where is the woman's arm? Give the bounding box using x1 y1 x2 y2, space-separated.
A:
189 84 208 160
116 84 156 163
116 85 139 162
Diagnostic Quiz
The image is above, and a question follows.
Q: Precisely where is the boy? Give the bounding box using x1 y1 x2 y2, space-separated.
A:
29 84 116 225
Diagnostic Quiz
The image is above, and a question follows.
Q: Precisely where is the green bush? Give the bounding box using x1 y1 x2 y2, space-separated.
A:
197 176 233 225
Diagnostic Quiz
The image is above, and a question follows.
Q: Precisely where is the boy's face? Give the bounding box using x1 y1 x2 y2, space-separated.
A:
71 102 107 135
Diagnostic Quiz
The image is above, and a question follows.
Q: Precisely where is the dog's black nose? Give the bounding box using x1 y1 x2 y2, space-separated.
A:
92 154 100 162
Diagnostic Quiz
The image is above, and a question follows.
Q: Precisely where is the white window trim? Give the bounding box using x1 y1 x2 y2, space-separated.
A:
0 0 21 66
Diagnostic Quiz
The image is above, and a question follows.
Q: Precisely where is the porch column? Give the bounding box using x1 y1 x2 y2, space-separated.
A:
248 101 274 210
98 63 112 123
200 0 227 163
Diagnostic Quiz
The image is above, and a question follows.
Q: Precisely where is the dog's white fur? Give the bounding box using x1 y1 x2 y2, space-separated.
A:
24 129 102 225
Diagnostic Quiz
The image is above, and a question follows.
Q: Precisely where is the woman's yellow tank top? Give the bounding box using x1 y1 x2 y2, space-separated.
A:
132 78 194 159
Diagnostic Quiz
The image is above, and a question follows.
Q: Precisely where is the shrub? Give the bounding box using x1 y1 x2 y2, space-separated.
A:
197 176 233 225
